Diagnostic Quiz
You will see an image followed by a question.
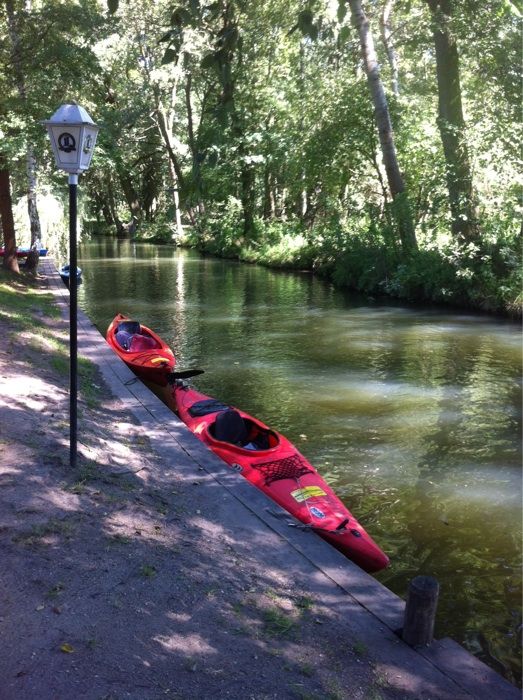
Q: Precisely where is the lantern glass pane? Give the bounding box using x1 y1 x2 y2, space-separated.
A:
50 124 82 171
80 126 99 170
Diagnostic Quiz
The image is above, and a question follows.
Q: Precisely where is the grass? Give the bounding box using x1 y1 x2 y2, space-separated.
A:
0 269 103 409
46 582 65 599
353 640 368 657
140 564 157 578
262 607 296 637
13 518 74 546
0 272 60 329
107 533 132 545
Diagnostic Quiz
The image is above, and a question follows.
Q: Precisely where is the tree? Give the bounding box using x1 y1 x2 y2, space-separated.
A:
5 0 42 257
347 0 417 252
0 155 19 273
424 0 478 244
380 0 400 97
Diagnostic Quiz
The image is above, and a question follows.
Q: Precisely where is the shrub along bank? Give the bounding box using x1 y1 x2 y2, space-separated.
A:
136 213 522 318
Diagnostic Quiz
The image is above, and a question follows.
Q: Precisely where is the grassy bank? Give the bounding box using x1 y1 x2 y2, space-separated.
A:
133 215 522 317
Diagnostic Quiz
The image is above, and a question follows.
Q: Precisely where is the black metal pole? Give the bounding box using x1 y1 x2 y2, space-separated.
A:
69 175 78 469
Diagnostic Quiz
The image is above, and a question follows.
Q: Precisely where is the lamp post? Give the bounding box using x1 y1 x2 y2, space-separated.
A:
43 103 100 468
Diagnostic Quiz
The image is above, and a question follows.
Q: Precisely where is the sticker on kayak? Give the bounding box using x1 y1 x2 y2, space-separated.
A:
291 486 326 502
310 506 326 519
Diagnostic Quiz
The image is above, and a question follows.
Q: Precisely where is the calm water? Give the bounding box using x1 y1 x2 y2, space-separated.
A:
78 240 522 684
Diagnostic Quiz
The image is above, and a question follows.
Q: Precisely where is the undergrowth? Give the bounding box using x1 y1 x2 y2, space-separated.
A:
178 215 522 317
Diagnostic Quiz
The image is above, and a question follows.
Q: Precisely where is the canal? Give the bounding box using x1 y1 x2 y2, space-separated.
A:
78 239 522 685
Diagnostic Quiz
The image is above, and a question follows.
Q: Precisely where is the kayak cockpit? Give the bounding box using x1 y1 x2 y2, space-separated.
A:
208 408 279 451
115 320 160 353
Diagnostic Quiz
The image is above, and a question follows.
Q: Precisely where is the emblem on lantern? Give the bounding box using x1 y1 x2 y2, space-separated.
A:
58 132 77 153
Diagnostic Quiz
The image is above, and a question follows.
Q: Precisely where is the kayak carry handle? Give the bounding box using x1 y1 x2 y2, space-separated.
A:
167 369 205 384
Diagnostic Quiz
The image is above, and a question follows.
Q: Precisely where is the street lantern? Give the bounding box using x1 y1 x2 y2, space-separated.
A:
43 103 99 174
43 103 100 469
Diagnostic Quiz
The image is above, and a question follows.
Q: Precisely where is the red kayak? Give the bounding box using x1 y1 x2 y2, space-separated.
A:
171 380 389 573
106 313 175 386
0 247 48 258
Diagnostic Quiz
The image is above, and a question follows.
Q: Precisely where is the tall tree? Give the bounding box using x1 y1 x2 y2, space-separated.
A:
424 0 478 243
0 155 19 273
5 0 42 253
347 0 417 252
380 0 399 97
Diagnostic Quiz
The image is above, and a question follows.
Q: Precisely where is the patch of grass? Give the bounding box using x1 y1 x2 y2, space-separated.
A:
107 533 132 545
231 601 244 615
365 690 384 700
45 582 65 599
140 564 157 578
353 640 368 657
79 357 103 409
51 354 69 375
262 607 296 637
288 685 316 700
0 275 60 331
324 679 344 700
297 662 315 678
72 461 100 484
265 588 281 602
295 595 314 611
13 519 74 546
65 480 87 494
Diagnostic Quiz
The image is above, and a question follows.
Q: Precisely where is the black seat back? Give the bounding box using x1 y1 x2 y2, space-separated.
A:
117 320 141 335
214 409 248 445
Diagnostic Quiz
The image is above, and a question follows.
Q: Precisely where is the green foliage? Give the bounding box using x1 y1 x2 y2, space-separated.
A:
0 0 519 314
134 221 177 244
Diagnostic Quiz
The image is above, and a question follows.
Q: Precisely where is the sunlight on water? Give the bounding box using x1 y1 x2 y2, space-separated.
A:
79 242 522 685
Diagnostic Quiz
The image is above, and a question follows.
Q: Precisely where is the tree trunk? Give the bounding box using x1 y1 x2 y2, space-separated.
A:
6 0 42 249
184 60 205 216
0 156 20 273
118 170 142 224
380 0 400 97
425 0 478 243
168 161 184 238
26 148 42 246
348 0 417 253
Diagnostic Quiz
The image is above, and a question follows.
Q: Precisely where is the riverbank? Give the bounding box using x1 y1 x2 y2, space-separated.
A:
129 222 522 318
0 260 518 699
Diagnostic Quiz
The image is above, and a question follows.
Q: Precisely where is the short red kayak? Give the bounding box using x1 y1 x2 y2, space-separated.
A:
171 381 389 573
106 313 175 386
0 247 48 258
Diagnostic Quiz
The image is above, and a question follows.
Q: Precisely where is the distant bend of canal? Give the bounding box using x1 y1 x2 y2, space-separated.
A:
78 240 522 686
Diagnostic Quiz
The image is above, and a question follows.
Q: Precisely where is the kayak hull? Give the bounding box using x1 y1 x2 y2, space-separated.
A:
0 247 48 258
106 313 176 386
172 383 389 573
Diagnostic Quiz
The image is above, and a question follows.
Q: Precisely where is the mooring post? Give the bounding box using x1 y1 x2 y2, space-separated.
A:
402 575 439 647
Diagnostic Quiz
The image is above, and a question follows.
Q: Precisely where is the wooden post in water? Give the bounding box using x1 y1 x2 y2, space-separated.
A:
402 575 439 647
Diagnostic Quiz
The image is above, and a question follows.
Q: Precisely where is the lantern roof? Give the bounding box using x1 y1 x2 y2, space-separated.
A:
44 103 97 126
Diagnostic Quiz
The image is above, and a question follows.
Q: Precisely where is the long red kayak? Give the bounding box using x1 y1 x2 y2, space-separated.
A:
106 313 175 386
171 380 389 573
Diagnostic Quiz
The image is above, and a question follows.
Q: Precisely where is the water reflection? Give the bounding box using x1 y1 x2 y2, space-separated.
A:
79 241 522 685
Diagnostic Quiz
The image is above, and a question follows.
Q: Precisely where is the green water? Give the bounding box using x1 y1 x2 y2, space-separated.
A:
78 240 522 684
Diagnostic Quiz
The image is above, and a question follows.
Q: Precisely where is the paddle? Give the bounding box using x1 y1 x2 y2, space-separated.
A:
167 368 205 384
